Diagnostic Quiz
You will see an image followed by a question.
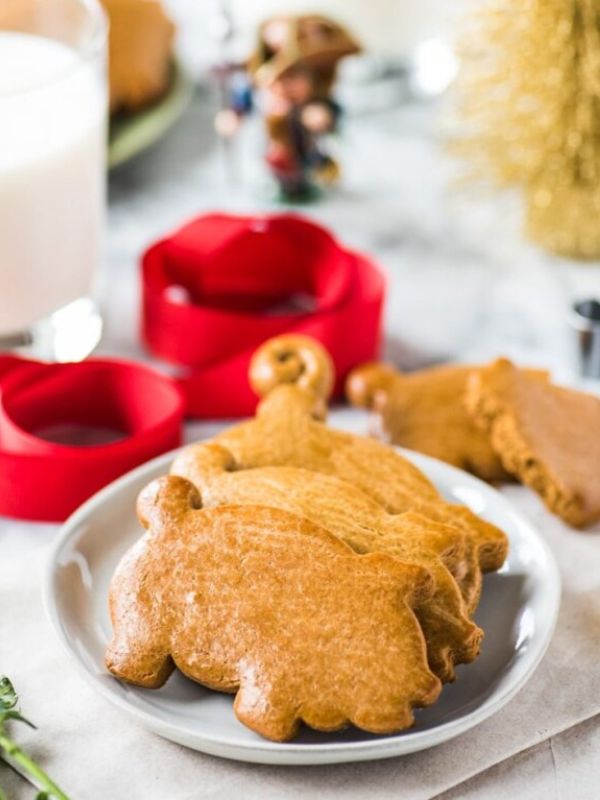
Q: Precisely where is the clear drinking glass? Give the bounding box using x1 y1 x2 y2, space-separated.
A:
0 0 107 361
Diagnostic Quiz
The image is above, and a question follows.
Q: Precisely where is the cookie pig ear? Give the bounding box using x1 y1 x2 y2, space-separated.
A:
171 443 236 487
249 335 334 401
345 363 397 410
137 476 202 529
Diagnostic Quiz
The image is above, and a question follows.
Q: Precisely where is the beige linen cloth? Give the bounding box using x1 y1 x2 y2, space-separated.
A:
1 484 600 800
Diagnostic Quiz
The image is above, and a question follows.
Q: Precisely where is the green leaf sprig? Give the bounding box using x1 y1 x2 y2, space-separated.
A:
0 677 69 800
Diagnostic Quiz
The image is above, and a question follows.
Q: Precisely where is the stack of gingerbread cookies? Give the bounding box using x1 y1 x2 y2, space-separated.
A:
105 336 509 742
348 357 600 527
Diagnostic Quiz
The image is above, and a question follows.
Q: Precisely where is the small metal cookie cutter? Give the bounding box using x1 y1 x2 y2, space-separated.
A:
571 299 600 378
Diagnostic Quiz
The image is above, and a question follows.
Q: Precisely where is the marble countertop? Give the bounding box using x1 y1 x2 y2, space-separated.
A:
3 83 600 799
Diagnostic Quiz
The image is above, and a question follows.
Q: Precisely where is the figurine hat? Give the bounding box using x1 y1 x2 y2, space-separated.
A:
248 15 361 88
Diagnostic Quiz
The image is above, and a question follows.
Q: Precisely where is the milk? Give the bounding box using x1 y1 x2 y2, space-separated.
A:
0 32 106 336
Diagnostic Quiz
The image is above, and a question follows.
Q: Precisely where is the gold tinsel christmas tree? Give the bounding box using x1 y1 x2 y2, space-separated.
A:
456 0 600 259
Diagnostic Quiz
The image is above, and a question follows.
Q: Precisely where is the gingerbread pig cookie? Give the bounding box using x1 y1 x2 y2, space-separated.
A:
106 476 441 741
172 443 482 681
346 362 510 482
467 358 600 527
214 335 509 610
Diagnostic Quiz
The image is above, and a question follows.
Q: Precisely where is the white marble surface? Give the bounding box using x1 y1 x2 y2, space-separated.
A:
3 81 600 798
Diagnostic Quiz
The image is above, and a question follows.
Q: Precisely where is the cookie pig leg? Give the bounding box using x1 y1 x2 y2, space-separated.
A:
234 671 300 742
106 588 173 688
351 697 416 734
105 538 175 688
105 636 174 689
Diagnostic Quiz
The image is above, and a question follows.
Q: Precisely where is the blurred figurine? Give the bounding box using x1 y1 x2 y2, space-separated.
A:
215 15 361 201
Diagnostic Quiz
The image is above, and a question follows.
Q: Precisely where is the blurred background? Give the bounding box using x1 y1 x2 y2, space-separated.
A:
4 0 598 381
102 0 597 385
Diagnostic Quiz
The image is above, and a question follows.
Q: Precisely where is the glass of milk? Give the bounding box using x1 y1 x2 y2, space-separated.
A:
0 0 107 361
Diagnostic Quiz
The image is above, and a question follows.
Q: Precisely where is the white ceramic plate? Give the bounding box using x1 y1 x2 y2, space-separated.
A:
44 445 560 765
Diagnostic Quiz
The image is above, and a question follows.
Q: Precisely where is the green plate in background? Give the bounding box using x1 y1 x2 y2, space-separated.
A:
108 59 194 169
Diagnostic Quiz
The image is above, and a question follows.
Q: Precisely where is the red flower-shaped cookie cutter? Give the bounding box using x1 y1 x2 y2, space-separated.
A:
142 213 386 417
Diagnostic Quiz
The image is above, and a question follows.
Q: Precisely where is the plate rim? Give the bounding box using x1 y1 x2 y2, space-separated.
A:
43 445 562 765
